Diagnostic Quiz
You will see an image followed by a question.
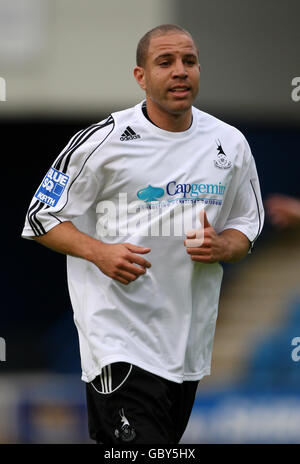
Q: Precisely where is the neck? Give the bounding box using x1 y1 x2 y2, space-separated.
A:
145 97 193 132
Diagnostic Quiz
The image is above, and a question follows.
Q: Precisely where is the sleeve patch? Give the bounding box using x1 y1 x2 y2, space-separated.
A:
35 167 69 206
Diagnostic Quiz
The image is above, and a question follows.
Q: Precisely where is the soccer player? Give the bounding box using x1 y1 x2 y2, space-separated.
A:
22 24 264 444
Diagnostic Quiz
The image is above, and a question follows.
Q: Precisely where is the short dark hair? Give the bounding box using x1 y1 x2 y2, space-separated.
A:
136 24 196 67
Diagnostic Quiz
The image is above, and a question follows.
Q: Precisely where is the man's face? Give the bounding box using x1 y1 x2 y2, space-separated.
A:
135 32 200 116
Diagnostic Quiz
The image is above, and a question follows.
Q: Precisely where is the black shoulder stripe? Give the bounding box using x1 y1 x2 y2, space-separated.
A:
33 203 47 235
54 116 114 173
250 179 262 247
62 127 88 153
28 200 47 236
54 118 115 215
27 200 41 236
54 124 99 172
62 116 114 174
64 127 86 152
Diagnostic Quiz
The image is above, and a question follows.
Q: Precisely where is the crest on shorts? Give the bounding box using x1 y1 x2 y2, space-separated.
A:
214 140 232 170
114 408 136 442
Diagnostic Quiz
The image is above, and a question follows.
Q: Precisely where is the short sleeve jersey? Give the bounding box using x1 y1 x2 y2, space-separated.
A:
22 101 264 383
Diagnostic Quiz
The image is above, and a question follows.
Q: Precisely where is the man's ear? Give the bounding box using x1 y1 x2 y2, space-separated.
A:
134 66 146 91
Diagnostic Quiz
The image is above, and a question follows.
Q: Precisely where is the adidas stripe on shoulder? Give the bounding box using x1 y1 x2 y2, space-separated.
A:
55 115 114 173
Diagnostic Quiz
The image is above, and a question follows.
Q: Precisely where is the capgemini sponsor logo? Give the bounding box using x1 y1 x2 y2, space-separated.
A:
137 185 164 202
0 337 6 362
137 181 226 201
166 181 226 198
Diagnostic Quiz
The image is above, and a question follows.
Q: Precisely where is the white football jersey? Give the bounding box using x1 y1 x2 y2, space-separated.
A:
22 101 264 383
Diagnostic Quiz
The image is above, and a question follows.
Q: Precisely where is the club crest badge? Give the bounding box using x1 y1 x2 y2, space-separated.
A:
214 140 232 169
114 408 136 442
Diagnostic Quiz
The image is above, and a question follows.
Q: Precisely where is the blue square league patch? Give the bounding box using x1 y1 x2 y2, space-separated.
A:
35 167 69 207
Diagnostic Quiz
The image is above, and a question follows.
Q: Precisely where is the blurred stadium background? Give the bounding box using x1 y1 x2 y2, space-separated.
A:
1 0 300 443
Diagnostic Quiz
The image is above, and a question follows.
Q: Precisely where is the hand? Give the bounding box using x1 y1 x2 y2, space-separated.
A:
184 211 226 263
33 221 152 284
94 242 152 285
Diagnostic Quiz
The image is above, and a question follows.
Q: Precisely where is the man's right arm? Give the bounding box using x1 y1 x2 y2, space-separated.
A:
34 221 151 285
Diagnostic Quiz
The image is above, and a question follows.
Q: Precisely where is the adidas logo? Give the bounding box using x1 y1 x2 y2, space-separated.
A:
120 126 141 141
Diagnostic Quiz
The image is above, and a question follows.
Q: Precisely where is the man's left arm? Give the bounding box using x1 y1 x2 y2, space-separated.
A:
185 141 264 263
185 212 251 264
